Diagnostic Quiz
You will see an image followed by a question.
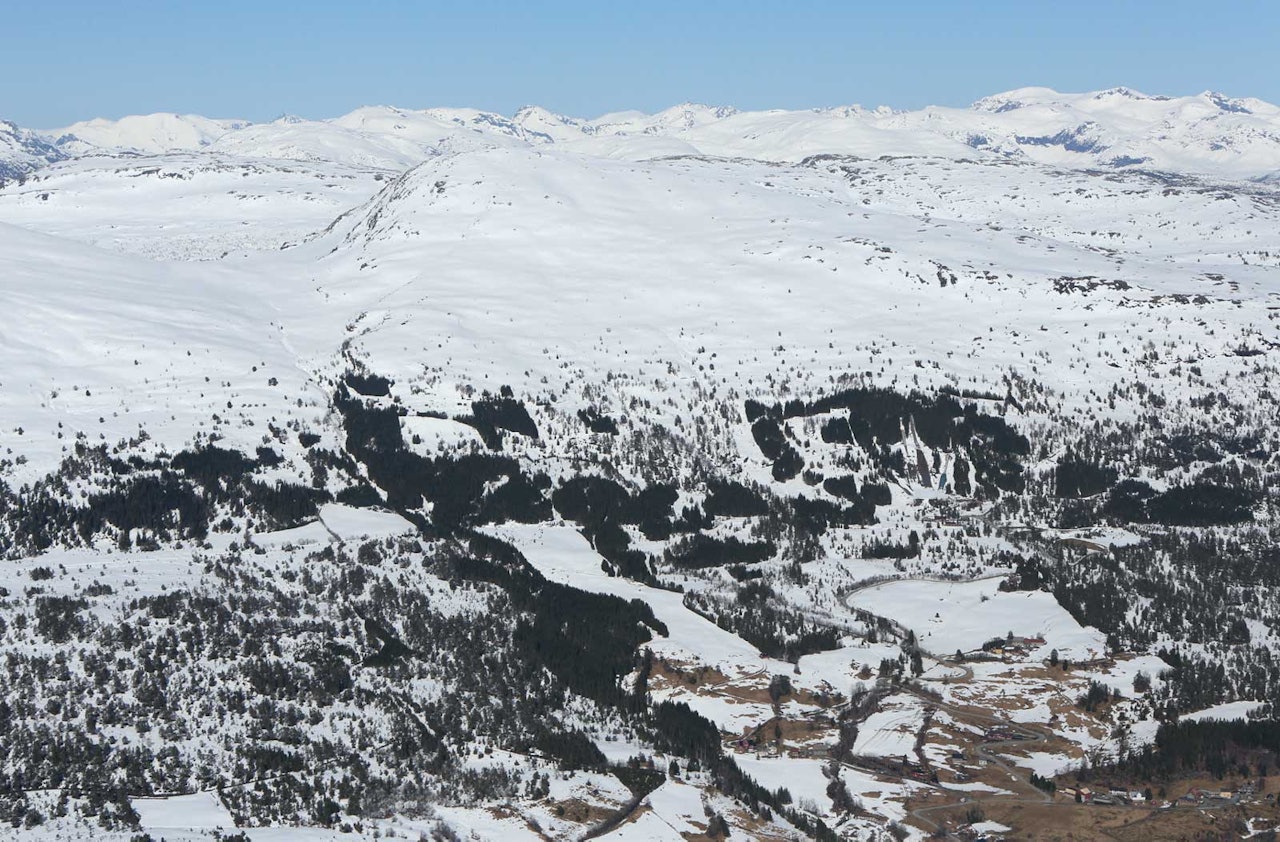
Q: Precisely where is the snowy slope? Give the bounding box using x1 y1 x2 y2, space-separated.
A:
0 124 1274 499
271 145 1277 423
4 137 1275 479
0 152 386 258
0 221 321 483
511 104 592 141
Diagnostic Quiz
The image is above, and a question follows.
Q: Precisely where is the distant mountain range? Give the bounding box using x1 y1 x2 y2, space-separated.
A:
4 87 1280 179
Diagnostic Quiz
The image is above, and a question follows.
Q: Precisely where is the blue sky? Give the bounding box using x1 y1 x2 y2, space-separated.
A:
5 0 1277 126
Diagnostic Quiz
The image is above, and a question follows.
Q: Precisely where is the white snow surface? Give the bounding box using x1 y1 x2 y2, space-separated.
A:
0 153 383 258
133 791 236 831
1182 700 1266 722
848 577 1108 659
316 503 414 541
853 694 929 757
247 505 413 548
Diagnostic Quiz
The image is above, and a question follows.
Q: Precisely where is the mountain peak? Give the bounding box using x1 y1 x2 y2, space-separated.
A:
1091 85 1167 101
971 87 1064 112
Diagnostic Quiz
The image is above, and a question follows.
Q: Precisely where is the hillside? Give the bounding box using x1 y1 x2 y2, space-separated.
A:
0 90 1277 841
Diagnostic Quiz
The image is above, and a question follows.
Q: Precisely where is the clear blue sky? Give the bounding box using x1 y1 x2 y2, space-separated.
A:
5 0 1278 127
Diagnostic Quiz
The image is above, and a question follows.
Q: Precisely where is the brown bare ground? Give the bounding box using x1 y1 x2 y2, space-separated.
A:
541 797 615 825
975 797 1274 841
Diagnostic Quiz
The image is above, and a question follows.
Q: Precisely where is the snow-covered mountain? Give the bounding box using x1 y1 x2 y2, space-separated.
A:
0 119 65 182
45 112 251 155
1 87 1279 842
10 86 1280 178
895 86 1280 177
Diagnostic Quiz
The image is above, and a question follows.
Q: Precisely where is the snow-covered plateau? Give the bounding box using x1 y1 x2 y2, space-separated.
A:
0 88 1278 841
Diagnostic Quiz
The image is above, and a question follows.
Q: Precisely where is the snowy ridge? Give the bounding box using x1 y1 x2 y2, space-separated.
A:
7 86 1279 177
